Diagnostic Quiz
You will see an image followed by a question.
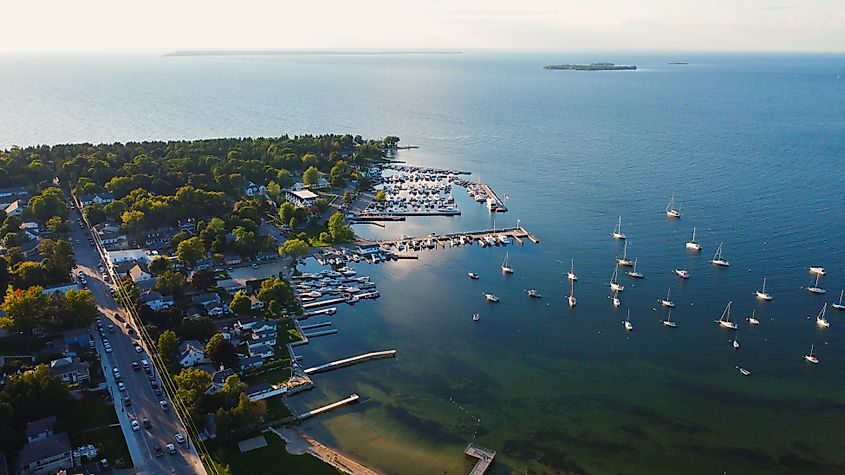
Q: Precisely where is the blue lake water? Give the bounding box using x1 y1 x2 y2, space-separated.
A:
2 51 845 474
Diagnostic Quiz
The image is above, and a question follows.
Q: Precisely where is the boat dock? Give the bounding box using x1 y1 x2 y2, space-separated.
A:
370 226 539 250
465 444 496 475
296 307 337 321
301 291 380 309
303 350 397 375
479 183 507 212
300 322 333 331
302 329 338 339
297 394 360 421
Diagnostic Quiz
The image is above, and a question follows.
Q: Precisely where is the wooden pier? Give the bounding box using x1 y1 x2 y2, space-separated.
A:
300 322 333 331
479 183 508 212
297 394 359 421
301 291 380 309
465 444 496 475
303 350 397 375
295 307 337 321
370 226 539 250
302 329 338 339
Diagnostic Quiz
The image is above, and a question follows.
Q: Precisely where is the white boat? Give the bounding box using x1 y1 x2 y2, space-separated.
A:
567 259 578 282
716 301 738 330
626 257 644 279
610 264 625 292
612 216 626 240
346 295 360 304
468 272 479 280
685 227 701 251
804 344 819 364
666 194 681 218
472 313 480 321
484 293 500 303
833 290 845 311
527 289 543 298
623 310 633 331
755 277 772 301
610 290 620 308
809 266 826 276
659 286 674 308
732 337 740 349
815 303 830 328
617 241 633 267
807 274 826 294
662 309 677 328
737 366 751 376
568 281 576 308
501 252 514 274
674 269 690 279
710 242 730 266
747 309 760 325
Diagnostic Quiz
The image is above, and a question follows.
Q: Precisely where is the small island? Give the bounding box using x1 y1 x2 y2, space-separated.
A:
543 62 637 71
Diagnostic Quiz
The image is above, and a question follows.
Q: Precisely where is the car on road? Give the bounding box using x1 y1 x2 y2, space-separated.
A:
154 445 164 457
159 400 169 412
104 344 112 353
167 443 177 454
142 417 151 429
117 382 126 392
131 419 140 431
174 433 186 444
150 380 159 389
131 361 140 371
107 324 114 333
153 387 162 396
123 396 132 407
133 344 142 353
109 288 116 297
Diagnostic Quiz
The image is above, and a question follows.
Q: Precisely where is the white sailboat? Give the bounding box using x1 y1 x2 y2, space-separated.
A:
807 274 825 294
716 301 738 330
815 303 830 328
623 309 634 331
662 309 677 328
710 242 730 266
747 309 760 325
755 277 772 301
612 216 626 240
610 289 620 308
833 290 845 311
804 344 819 364
626 257 644 279
617 241 633 267
685 227 701 251
501 252 513 274
737 366 751 376
568 280 577 308
666 194 681 218
659 286 674 307
809 266 826 276
610 264 625 292
567 259 578 282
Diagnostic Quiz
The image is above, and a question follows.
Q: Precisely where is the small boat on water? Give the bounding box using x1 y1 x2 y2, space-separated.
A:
567 259 578 282
674 268 690 279
807 274 826 294
666 194 681 218
346 295 360 304
626 257 644 279
833 290 845 311
527 289 543 298
662 309 677 328
710 242 730 266
484 293 500 303
568 281 576 308
501 252 514 274
623 310 634 331
617 241 633 267
809 266 826 276
468 272 479 280
612 216 626 240
659 286 674 308
747 309 760 325
610 264 625 292
716 301 738 330
472 313 480 321
732 337 740 349
804 344 819 364
755 277 772 301
610 290 620 308
815 303 830 328
737 366 751 376
685 227 701 251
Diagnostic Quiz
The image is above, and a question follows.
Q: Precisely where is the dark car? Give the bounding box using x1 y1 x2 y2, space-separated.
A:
150 380 159 389
131 361 140 371
142 417 151 429
153 387 162 396
123 396 132 407
154 445 164 457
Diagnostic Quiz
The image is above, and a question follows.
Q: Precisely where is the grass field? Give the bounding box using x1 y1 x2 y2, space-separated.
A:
59 395 132 468
206 434 339 475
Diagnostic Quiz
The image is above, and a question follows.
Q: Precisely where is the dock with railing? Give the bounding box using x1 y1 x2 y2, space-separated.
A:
465 444 496 475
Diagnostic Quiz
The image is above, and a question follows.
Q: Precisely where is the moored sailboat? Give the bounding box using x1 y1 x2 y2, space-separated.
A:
612 216 626 240
755 277 772 301
662 309 677 328
833 290 845 311
659 286 674 308
815 303 830 328
685 227 701 251
623 309 634 331
626 257 644 278
807 274 825 294
617 241 633 267
610 289 620 308
568 280 576 308
716 301 738 330
501 252 514 274
710 242 730 266
666 194 681 218
747 309 760 325
567 259 578 282
804 344 819 364
610 264 625 292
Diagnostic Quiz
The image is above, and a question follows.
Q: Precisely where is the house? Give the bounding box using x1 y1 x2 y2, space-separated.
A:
284 189 318 208
25 417 57 443
192 293 222 311
178 340 207 367
238 356 264 372
252 320 278 334
3 199 24 217
205 368 235 394
244 382 287 401
62 328 91 347
248 344 274 359
243 182 264 197
16 431 73 475
139 290 175 311
216 279 242 292
48 357 90 384
93 222 127 250
248 295 264 310
248 334 276 350
235 316 260 331
105 248 153 266
184 306 204 320
41 283 80 297
144 225 175 249
20 222 39 234
206 303 225 317
78 192 115 207
223 253 241 266
0 185 29 202
128 264 153 283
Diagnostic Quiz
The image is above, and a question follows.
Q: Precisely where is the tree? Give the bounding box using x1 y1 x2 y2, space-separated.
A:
45 216 70 237
149 256 172 274
178 317 216 341
232 226 259 256
215 393 267 441
11 261 47 289
329 160 350 188
279 202 295 224
229 290 251 316
328 212 354 243
27 187 67 222
155 270 186 298
157 330 180 372
173 367 212 420
116 276 138 306
303 166 320 186
47 289 98 330
0 257 9 292
205 333 238 369
343 191 353 204
374 190 386 202
190 268 217 291
219 375 246 409
0 365 72 433
176 236 206 267
38 239 75 283
257 277 294 313
278 238 309 260
383 135 400 148
265 181 282 203
82 204 106 225
0 286 48 332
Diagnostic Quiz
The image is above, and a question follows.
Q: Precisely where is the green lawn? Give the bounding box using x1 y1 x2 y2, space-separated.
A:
265 398 293 421
243 367 292 388
58 395 132 468
205 433 340 475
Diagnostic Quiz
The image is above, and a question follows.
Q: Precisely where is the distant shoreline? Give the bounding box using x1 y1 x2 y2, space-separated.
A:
164 49 462 57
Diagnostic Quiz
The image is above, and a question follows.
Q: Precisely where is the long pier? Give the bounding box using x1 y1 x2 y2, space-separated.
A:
479 183 507 213
370 226 539 250
302 329 338 339
301 291 380 309
297 394 359 421
304 350 397 375
465 444 496 475
300 322 333 331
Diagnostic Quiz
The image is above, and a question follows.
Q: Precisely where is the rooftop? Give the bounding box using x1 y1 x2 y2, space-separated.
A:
17 432 71 467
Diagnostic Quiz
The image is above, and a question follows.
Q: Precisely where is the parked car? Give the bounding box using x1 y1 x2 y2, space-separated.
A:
107 324 114 333
123 396 132 407
167 443 177 454
159 400 169 412
174 433 186 444
117 382 126 392
153 387 162 396
131 419 140 431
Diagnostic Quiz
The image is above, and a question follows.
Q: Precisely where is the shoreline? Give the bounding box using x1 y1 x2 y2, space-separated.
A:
269 426 382 475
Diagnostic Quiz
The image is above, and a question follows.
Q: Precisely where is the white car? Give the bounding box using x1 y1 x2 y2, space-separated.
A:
133 344 143 353
174 433 186 444
131 419 140 431
118 382 126 392
159 400 169 412
104 345 112 353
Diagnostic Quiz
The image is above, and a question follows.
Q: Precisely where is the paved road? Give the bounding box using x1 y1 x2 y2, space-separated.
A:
69 207 206 475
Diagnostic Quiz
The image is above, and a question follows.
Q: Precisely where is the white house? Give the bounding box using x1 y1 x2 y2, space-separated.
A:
106 248 154 266
94 222 127 250
178 340 207 367
128 264 153 283
78 192 115 207
284 189 318 208
248 295 264 310
139 290 175 311
4 199 25 217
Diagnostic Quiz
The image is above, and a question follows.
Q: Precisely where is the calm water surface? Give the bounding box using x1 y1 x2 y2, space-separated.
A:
2 52 845 474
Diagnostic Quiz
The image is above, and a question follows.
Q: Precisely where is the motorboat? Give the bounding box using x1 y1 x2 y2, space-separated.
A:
484 293 500 303
468 272 480 280
674 269 690 279
527 289 543 298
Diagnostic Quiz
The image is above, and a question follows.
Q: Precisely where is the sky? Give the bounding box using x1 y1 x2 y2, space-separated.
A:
1 0 843 53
